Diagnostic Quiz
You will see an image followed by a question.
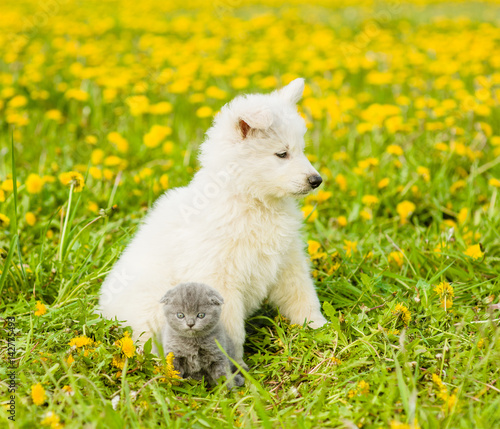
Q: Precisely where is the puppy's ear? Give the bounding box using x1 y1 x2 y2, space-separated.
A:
239 119 251 138
209 290 224 306
278 78 305 105
239 106 273 139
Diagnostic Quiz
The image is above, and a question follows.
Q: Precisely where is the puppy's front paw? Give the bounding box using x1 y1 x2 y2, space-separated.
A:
308 315 328 329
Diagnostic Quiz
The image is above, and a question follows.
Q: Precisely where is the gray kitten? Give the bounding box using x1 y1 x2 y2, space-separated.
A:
159 282 244 387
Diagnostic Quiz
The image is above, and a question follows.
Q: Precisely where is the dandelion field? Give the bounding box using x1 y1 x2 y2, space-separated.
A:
1 0 500 427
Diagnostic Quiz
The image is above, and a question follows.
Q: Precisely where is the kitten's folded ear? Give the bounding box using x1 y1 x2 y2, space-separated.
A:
159 290 172 304
209 290 224 306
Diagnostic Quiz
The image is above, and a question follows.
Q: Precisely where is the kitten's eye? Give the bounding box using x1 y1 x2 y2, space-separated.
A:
275 151 288 159
176 313 185 319
197 313 205 319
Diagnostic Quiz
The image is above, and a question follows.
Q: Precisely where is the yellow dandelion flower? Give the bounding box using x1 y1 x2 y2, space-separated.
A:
390 421 420 429
386 144 403 156
91 149 105 165
160 174 169 190
357 380 370 395
34 301 47 316
143 125 172 148
334 173 347 191
45 109 63 122
361 195 379 206
343 240 357 257
356 122 374 134
206 86 227 100
62 385 74 396
231 77 249 89
396 201 415 224
417 166 430 182
457 208 468 224
31 383 47 405
125 95 149 116
155 352 181 384
337 216 347 227
450 179 466 194
196 106 213 118
358 157 379 169
388 251 404 268
118 332 136 358
434 282 454 310
107 132 129 153
112 355 126 369
330 357 342 365
301 205 318 222
434 282 454 297
103 169 114 180
88 201 99 213
308 240 321 256
378 177 390 188
1 179 19 192
85 135 98 145
489 178 500 187
443 393 458 413
66 354 75 365
464 243 484 260
434 242 448 254
26 173 44 194
59 171 85 192
104 156 126 169
165 352 181 379
0 213 11 228
65 88 89 101
162 141 174 155
316 190 332 203
149 101 173 115
41 411 63 428
360 208 372 220
88 167 102 180
9 95 28 108
392 303 411 325
69 336 93 348
26 212 37 226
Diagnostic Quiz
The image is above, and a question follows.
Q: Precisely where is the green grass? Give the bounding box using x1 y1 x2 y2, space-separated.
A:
1 0 500 427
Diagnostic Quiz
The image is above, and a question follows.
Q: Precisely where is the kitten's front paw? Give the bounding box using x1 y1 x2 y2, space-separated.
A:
232 373 245 387
236 360 249 372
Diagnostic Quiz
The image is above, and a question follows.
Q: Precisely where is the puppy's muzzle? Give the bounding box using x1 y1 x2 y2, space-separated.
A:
308 175 323 189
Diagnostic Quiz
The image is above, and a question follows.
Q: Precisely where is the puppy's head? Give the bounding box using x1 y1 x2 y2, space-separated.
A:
200 78 322 200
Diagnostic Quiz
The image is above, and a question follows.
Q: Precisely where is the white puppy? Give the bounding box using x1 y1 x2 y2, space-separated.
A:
98 78 328 366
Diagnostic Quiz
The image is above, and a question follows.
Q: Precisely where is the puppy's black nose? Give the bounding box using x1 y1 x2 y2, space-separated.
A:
308 175 323 189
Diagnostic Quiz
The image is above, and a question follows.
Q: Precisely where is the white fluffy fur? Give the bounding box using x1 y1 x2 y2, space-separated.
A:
98 78 328 365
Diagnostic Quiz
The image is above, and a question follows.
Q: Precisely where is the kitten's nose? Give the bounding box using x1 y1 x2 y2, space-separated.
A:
308 175 323 189
186 320 195 328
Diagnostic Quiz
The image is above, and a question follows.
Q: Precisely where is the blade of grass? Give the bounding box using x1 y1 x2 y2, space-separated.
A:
11 130 27 284
0 234 17 293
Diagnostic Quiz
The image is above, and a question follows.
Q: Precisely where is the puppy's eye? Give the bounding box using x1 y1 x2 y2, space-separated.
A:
275 152 288 159
197 313 205 319
176 313 185 319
